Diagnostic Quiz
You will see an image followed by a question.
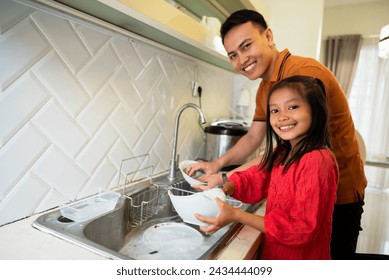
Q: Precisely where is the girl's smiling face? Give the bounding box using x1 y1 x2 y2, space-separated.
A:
269 88 312 149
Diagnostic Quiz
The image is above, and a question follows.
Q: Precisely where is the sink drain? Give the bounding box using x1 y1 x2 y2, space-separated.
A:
57 215 74 223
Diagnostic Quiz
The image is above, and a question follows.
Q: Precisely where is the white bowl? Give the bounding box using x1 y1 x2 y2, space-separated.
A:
179 160 206 185
168 188 241 226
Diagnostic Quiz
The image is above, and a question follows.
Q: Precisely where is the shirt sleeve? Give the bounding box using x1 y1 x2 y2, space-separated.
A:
264 150 338 246
228 165 270 204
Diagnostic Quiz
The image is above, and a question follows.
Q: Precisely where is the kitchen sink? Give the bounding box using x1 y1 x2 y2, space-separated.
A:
32 174 262 260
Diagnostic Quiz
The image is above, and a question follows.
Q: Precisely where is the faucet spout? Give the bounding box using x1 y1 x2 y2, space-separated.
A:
167 103 207 181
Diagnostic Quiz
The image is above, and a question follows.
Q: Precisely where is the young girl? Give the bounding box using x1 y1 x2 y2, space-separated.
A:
195 75 339 260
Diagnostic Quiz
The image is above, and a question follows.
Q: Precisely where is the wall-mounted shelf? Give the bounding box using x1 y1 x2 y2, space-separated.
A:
51 0 233 71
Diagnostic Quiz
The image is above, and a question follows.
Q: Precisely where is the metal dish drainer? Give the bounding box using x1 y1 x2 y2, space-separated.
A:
118 154 242 228
127 182 242 228
125 181 185 228
117 154 155 188
126 187 168 227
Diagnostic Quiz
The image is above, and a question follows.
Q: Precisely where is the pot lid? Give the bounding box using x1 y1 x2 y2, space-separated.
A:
204 122 248 136
211 119 250 127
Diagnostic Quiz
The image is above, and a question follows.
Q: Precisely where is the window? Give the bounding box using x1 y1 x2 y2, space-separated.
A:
348 38 389 188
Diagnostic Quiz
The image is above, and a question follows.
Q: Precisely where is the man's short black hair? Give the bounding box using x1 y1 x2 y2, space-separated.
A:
221 9 268 44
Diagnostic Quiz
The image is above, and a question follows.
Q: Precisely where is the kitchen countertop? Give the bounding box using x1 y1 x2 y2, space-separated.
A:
0 202 266 260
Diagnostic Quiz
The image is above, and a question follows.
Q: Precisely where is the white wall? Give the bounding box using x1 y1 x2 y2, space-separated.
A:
0 0 235 226
265 0 324 59
322 0 389 38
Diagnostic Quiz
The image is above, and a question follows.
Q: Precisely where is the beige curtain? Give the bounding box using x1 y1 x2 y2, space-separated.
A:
324 34 363 97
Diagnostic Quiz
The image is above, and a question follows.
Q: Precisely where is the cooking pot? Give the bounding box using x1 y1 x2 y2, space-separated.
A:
204 120 254 167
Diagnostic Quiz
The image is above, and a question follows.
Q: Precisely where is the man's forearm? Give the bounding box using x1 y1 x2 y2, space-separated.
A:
215 121 266 175
226 155 263 176
216 132 264 168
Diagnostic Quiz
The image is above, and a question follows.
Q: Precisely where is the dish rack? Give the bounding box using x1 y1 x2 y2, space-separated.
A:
126 181 242 228
125 181 186 228
126 187 168 228
118 154 154 190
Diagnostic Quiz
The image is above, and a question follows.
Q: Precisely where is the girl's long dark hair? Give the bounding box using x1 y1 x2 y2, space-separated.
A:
259 75 331 173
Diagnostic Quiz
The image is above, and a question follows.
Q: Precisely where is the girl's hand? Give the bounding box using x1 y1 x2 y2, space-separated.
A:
195 198 238 234
191 173 224 191
198 173 224 188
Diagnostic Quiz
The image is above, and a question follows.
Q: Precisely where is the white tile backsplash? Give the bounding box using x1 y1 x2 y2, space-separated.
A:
74 23 112 56
77 158 117 198
32 146 89 199
77 44 121 96
0 173 49 224
76 85 119 136
0 0 240 226
109 105 142 148
0 72 50 145
0 17 50 91
31 99 89 159
0 0 34 33
112 39 144 81
32 11 92 74
32 52 90 117
0 124 50 198
75 122 118 175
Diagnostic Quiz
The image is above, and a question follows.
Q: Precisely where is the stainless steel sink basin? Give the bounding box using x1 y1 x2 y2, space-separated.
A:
33 175 262 260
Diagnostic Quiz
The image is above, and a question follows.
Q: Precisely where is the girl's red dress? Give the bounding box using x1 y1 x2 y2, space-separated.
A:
229 149 338 260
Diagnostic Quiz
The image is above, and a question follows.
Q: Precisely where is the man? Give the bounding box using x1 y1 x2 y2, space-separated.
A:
187 10 367 259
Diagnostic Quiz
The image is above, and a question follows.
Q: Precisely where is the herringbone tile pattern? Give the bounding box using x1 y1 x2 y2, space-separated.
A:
0 0 236 225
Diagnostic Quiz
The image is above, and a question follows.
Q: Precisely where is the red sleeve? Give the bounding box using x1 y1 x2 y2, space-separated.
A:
228 165 269 204
264 150 338 246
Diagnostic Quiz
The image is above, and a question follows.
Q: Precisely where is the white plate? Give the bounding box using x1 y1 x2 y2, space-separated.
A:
143 222 203 252
179 160 206 185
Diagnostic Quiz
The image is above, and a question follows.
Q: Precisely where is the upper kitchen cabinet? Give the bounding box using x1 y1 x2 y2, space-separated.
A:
50 0 258 71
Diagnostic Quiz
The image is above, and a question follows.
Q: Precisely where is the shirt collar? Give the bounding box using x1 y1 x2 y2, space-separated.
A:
269 49 291 82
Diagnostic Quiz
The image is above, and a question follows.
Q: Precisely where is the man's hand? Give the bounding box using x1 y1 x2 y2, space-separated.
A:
185 161 222 177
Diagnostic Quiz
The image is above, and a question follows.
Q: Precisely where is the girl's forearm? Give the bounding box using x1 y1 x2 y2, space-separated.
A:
235 210 266 233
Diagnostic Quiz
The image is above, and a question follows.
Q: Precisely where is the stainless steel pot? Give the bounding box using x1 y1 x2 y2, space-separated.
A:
204 120 250 165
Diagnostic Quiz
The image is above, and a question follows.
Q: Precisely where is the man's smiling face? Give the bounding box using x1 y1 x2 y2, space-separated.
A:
223 22 276 81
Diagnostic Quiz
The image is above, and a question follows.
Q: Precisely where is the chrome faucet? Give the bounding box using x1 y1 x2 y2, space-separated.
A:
167 103 207 181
